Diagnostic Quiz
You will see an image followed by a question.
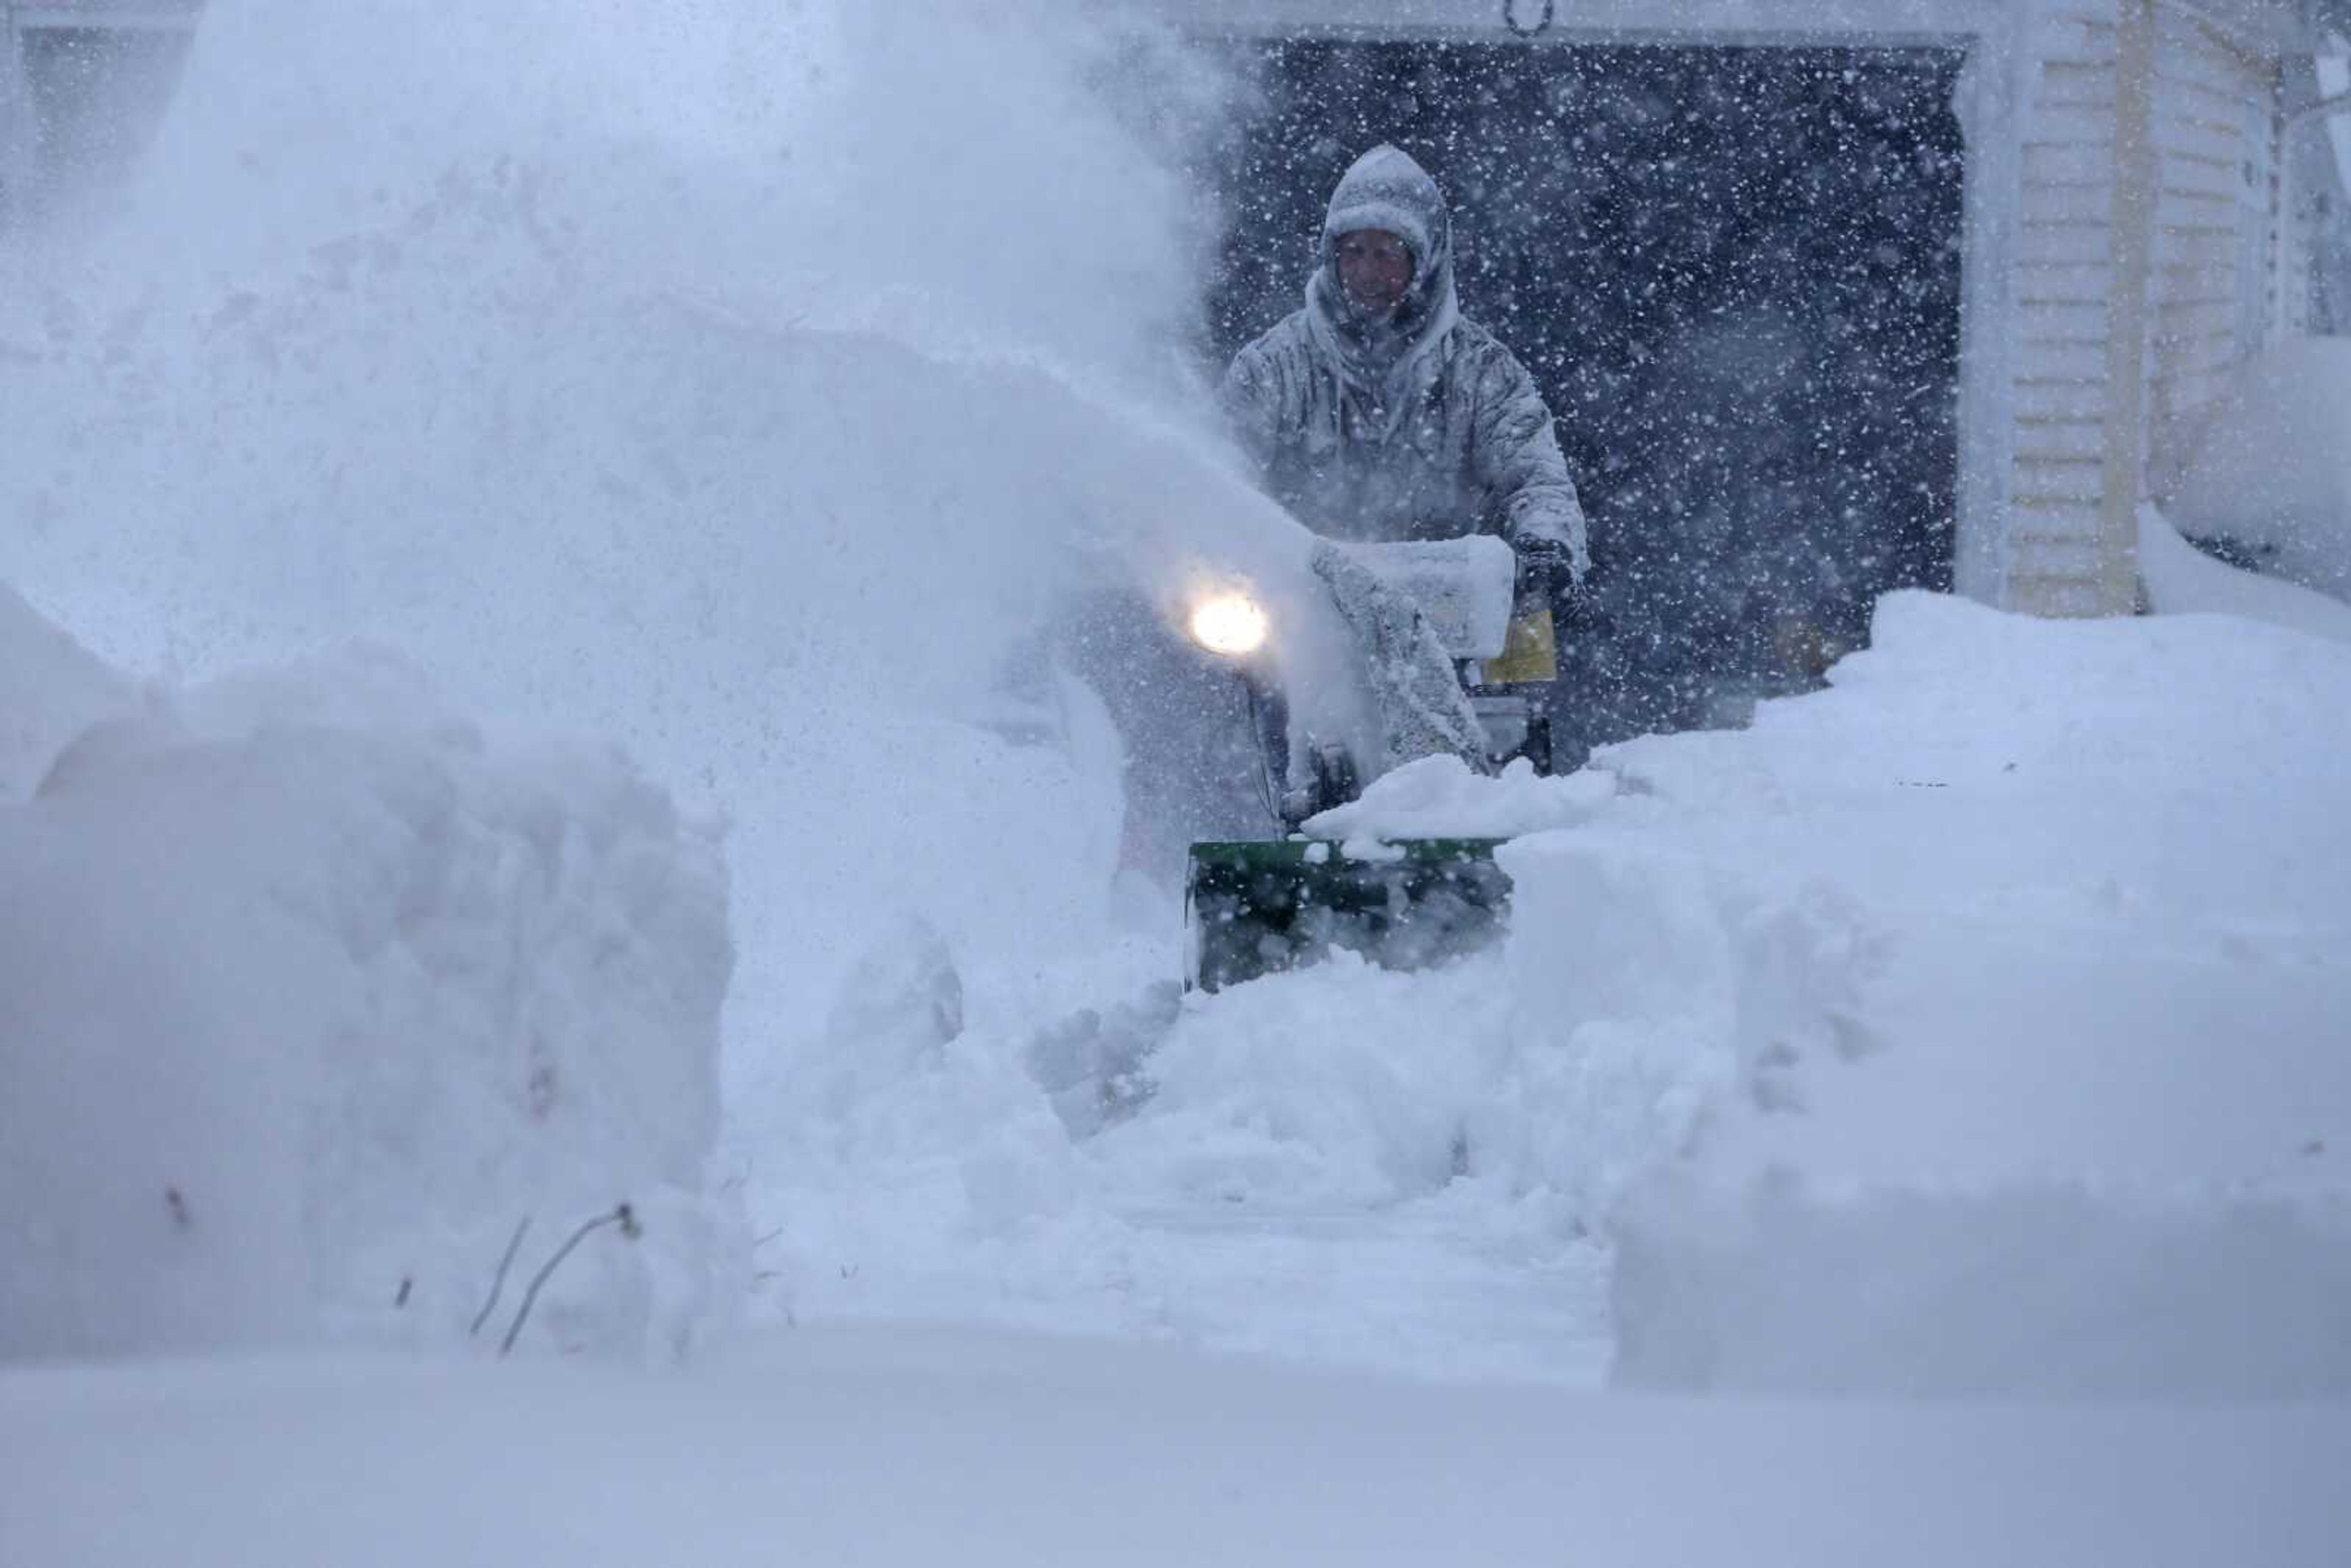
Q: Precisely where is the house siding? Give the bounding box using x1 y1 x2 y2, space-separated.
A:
2009 2 2129 615
2007 0 2300 615
2147 2 2280 480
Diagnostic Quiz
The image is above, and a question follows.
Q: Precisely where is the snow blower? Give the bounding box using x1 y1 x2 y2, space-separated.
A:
1181 535 1558 991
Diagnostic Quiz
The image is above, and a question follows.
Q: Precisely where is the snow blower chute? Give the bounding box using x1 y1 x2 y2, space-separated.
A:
1181 535 1558 992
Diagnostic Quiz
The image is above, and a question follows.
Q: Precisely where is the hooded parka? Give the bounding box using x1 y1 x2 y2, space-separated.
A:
1219 145 1588 580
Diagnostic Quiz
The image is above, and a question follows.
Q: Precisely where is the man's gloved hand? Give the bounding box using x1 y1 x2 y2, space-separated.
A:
1513 538 1577 606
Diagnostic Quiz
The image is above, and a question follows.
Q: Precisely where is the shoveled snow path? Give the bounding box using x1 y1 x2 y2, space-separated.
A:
1056 1201 1611 1384
760 1185 1614 1387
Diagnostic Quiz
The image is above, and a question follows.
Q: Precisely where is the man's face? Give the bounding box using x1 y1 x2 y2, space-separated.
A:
1335 229 1414 314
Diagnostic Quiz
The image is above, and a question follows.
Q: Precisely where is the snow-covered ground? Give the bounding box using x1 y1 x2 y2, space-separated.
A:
6 0 2350 1560
6 1327 2348 1568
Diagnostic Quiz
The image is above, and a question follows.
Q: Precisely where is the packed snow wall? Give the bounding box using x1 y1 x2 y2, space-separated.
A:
0 587 737 1360
1589 595 2351 1400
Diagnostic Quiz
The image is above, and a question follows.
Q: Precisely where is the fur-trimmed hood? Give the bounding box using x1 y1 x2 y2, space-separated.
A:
1302 145 1462 432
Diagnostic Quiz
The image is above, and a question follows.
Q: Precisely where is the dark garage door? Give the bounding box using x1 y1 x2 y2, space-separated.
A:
1201 40 1965 760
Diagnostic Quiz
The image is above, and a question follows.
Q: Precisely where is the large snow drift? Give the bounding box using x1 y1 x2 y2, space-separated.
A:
0 588 737 1362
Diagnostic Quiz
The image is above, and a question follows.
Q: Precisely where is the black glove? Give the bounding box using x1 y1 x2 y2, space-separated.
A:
1513 538 1577 605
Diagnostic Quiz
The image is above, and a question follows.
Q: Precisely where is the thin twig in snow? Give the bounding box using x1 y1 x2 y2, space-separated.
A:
500 1203 639 1357
470 1217 534 1339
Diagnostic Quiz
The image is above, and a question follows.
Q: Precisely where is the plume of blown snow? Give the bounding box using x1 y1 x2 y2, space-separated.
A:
1 1 1305 1052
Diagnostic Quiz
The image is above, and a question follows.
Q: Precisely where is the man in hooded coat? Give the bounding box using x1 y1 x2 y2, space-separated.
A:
1221 144 1588 601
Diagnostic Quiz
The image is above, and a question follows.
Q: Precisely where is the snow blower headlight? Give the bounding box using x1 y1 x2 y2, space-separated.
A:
1187 591 1270 659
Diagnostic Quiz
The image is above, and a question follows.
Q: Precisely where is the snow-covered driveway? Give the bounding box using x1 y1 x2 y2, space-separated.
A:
7 1327 2345 1568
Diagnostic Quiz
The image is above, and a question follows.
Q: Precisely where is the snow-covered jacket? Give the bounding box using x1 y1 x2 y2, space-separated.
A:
1220 145 1589 580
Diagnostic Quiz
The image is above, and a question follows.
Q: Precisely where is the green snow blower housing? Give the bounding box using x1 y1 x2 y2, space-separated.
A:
1176 536 1556 992
1185 836 1511 992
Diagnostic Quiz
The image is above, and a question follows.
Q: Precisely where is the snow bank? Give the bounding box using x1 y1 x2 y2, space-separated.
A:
2140 503 2351 645
1615 1181 2351 1400
2164 339 2351 601
1583 593 2351 1398
0 590 736 1363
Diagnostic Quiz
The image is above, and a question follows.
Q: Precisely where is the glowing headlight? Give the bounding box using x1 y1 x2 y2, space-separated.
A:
1188 592 1270 658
